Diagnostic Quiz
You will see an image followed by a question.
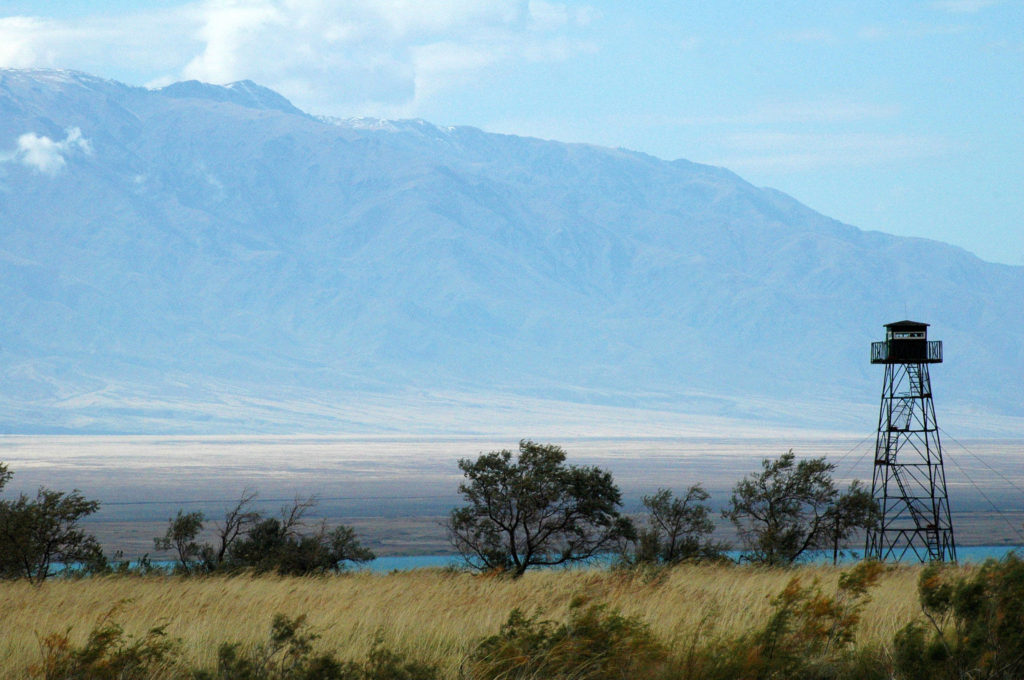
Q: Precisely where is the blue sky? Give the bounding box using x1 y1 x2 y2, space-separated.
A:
2 0 1022 264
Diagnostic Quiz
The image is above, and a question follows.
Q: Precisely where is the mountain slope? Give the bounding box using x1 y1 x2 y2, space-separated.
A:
1 69 1022 435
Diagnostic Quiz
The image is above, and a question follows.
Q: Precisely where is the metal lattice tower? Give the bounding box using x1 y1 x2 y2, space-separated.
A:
865 321 956 562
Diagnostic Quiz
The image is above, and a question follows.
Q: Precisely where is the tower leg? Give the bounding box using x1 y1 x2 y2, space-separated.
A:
865 362 956 562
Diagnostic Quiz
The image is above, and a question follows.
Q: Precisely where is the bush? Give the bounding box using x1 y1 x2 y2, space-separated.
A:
153 493 375 576
465 597 670 680
194 614 439 680
33 611 440 680
894 553 1024 680
683 561 890 680
30 604 181 680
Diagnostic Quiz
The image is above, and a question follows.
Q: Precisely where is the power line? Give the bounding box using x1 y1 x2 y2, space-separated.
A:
831 431 876 477
940 427 1024 499
943 445 1024 544
102 494 454 507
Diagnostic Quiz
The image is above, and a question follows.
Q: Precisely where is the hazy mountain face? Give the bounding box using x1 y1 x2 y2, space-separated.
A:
1 69 1021 434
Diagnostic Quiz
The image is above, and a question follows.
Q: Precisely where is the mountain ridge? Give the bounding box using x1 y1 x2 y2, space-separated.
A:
1 68 1021 436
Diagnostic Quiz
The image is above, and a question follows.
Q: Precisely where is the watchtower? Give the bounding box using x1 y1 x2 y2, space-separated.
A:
865 321 956 562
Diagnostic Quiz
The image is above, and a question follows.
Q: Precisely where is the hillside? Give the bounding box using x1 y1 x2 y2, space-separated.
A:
1 69 1022 435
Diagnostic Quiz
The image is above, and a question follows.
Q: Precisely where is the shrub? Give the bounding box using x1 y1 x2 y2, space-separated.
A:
154 493 375 576
194 614 440 680
684 561 890 680
30 604 181 680
893 553 1024 680
31 608 441 680
465 597 669 680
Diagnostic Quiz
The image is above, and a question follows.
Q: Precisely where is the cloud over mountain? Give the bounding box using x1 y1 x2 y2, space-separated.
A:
1 126 91 175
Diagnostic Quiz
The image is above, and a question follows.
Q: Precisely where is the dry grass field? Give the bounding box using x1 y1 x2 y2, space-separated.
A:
0 563 929 678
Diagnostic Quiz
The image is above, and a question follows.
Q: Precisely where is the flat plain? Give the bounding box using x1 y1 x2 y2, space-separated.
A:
0 563 925 677
1 435 1022 557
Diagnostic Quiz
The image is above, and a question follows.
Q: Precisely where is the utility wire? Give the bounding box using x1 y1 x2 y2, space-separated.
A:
943 446 1024 544
830 431 876 478
940 427 1024 499
102 494 454 507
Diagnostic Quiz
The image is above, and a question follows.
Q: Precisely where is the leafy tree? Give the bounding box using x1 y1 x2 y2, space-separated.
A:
156 492 374 576
824 480 879 565
229 519 374 576
227 497 375 575
625 485 727 565
154 510 205 574
724 450 877 566
0 463 104 583
447 440 634 578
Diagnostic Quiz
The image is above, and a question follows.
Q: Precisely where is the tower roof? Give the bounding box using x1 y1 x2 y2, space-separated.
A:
884 320 930 331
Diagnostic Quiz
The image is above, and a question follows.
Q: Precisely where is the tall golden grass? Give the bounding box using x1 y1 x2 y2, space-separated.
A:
0 564 928 677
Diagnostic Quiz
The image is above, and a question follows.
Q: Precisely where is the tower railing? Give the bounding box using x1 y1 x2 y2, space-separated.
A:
871 340 943 364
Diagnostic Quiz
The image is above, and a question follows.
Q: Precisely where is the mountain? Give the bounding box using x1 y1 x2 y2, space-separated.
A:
1 68 1022 435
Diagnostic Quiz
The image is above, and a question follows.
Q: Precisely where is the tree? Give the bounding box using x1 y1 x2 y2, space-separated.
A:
823 480 879 565
447 440 634 578
229 519 375 576
154 510 205 574
0 465 103 583
226 495 375 575
201 487 259 570
724 450 878 566
625 485 728 565
158 491 375 576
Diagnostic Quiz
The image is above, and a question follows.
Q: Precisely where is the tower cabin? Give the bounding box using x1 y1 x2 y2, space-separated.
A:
871 320 942 364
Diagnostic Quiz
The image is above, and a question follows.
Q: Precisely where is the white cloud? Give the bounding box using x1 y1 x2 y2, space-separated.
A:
857 22 969 41
2 128 92 176
175 0 599 116
0 11 198 74
0 16 48 67
776 28 838 44
529 1 571 31
0 1 596 118
597 99 901 130
713 131 957 173
931 0 1002 12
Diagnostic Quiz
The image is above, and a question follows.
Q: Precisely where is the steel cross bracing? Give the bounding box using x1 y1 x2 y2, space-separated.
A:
865 361 957 562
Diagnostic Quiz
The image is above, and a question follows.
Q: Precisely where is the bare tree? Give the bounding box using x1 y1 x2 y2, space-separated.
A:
206 488 260 569
279 494 317 536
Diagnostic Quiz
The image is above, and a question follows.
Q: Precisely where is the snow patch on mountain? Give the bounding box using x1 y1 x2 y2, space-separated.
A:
158 79 305 115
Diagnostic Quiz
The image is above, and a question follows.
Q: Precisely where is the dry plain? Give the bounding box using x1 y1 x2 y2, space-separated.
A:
0 563 927 677
1 435 1023 557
